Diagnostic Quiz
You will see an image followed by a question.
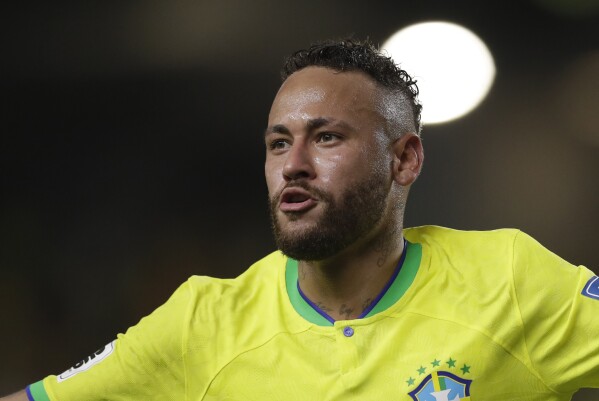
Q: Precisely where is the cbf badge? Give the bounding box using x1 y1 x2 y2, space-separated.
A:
406 358 472 401
582 276 599 300
408 371 471 401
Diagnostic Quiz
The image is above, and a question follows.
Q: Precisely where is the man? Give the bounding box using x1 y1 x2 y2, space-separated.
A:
3 39 598 401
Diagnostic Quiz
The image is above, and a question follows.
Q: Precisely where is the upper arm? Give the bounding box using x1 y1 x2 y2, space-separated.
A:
512 231 599 393
30 280 193 401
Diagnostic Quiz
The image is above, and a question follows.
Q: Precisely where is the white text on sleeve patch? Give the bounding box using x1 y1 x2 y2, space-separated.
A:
57 340 115 382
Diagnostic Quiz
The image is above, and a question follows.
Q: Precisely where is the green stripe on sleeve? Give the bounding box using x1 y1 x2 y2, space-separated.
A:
28 381 51 401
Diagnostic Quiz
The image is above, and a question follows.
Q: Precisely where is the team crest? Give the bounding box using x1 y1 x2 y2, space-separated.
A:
408 371 471 401
582 276 599 300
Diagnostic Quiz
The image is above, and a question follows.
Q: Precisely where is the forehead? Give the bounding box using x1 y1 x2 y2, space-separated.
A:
268 67 386 127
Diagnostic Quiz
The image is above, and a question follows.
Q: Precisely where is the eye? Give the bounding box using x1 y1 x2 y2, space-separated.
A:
317 132 340 143
268 138 290 151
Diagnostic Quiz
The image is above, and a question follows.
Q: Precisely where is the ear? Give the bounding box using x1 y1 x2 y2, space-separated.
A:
391 133 424 186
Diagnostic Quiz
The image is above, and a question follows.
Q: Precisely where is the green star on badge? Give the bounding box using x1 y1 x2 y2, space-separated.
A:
446 357 456 368
417 366 426 375
461 364 471 374
431 359 441 367
406 377 415 386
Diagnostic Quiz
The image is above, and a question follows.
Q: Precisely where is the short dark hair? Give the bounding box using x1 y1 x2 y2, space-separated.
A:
281 38 422 136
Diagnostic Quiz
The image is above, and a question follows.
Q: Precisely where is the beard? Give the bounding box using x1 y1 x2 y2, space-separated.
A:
269 175 389 261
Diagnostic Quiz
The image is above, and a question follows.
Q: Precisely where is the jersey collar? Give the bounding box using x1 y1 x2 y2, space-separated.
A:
285 240 422 326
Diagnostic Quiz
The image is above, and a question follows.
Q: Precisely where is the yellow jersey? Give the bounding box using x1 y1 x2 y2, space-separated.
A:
27 226 599 401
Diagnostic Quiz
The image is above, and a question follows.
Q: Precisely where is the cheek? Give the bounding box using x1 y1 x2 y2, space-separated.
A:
313 154 344 185
317 145 390 190
362 137 393 177
264 159 281 195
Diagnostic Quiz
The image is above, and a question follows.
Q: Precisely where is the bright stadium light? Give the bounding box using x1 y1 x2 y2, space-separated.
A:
382 22 496 125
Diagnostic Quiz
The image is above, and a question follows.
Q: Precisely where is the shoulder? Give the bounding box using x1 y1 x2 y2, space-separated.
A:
403 224 586 294
402 225 527 299
178 251 306 373
401 226 521 307
185 250 287 298
404 225 521 258
404 224 520 242
179 251 289 324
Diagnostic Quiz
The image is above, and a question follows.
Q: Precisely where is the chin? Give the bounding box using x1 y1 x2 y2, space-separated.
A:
279 206 321 222
279 218 319 236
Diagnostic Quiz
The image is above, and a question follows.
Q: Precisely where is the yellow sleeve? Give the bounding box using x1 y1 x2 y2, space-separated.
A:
34 279 192 401
512 231 599 393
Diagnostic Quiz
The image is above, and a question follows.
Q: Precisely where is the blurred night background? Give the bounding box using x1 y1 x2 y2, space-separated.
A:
1 0 598 398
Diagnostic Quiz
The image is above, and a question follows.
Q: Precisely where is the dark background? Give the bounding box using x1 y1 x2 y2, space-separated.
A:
1 0 598 398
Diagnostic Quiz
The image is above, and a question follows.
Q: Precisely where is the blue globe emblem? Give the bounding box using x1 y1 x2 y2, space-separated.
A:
408 371 472 401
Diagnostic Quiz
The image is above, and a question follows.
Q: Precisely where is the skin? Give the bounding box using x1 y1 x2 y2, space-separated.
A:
0 391 27 401
0 67 423 400
4 66 599 400
265 66 423 320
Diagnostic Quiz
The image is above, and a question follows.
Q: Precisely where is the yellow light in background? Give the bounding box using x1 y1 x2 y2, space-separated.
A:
382 22 496 125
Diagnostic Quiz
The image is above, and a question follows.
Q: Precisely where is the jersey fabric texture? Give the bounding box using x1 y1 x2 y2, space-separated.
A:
28 226 599 401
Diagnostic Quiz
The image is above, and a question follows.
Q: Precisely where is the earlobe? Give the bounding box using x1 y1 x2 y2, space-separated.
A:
392 133 424 186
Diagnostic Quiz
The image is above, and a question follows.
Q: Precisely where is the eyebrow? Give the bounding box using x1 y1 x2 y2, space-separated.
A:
264 117 353 137
264 124 291 137
306 117 332 132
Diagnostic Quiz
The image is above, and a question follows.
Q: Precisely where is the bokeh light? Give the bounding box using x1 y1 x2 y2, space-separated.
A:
382 21 496 125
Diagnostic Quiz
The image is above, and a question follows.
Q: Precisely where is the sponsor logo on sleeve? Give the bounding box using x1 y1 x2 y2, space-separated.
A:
57 340 115 382
581 276 599 300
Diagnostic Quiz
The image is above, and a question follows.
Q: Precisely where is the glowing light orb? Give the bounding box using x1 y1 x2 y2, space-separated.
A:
382 22 496 125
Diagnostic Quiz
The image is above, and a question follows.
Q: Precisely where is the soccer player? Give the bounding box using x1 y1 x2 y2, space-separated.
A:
2 39 598 401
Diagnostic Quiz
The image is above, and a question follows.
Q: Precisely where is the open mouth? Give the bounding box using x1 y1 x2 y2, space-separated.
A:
279 188 317 212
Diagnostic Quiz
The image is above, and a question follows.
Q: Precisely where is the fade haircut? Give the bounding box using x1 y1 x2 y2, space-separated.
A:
281 38 422 136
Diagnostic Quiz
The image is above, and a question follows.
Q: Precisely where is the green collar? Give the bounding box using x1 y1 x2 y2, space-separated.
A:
285 241 422 326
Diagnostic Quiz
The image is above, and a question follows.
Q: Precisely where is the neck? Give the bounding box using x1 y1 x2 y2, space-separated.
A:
297 223 404 321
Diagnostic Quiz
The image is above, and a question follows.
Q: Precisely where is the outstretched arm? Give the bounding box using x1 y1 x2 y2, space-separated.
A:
0 390 28 401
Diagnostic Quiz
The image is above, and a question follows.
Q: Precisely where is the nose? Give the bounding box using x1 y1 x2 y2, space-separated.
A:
282 142 315 181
